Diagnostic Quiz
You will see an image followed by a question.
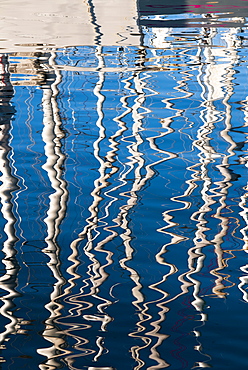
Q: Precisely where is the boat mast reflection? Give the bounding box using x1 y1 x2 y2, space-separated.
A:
0 54 20 349
37 51 69 370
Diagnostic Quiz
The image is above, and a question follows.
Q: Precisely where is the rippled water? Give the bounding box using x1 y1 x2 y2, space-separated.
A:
1 1 248 369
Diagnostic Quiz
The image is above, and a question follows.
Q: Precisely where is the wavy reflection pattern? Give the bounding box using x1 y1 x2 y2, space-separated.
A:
0 13 248 370
0 54 20 355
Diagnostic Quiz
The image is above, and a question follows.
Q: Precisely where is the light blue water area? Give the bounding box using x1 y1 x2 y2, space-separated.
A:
1 11 248 370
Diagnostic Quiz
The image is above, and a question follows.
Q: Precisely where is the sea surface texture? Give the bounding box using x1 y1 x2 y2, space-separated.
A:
0 0 248 369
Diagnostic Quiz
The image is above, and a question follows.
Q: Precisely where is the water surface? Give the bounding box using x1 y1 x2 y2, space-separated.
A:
0 1 248 369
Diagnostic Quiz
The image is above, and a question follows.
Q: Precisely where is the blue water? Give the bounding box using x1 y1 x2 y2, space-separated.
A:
1 5 248 370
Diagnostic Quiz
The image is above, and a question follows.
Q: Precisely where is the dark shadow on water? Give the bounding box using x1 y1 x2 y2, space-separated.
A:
138 0 248 28
0 55 16 127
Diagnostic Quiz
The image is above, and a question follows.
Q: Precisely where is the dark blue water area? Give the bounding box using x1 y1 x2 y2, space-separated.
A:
1 21 248 370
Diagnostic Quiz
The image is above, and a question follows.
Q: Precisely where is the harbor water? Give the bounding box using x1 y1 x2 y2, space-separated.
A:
0 1 248 369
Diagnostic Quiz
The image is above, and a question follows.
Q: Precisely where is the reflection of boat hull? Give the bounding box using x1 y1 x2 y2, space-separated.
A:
138 0 248 27
138 0 248 15
0 0 140 51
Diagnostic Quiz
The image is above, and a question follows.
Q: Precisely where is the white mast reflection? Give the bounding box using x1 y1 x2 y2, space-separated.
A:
54 47 116 368
141 21 244 368
0 55 20 346
37 51 69 369
238 167 248 302
110 60 178 368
